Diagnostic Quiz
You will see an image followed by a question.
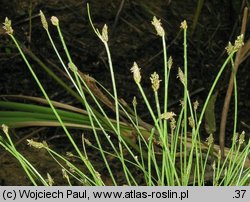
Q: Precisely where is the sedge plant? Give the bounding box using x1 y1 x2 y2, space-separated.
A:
0 5 250 185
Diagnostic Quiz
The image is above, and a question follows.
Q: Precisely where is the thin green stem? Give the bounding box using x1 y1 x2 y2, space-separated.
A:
10 35 103 185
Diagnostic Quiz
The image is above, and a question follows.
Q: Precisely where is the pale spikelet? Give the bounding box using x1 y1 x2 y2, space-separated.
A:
130 62 141 84
84 138 92 146
68 62 78 72
150 72 161 92
27 139 46 149
225 42 234 55
2 17 13 35
151 16 165 37
132 96 137 107
226 34 244 54
239 131 245 145
170 117 176 131
66 152 74 157
180 20 188 30
193 100 199 111
40 10 48 30
168 56 173 70
47 173 54 186
66 162 76 173
188 117 195 129
101 24 108 42
160 112 176 120
179 99 184 107
62 169 69 180
51 16 59 26
177 67 185 85
206 133 214 146
2 124 8 135
234 34 244 51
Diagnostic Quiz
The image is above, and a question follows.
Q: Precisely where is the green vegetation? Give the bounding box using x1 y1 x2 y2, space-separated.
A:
0 4 249 185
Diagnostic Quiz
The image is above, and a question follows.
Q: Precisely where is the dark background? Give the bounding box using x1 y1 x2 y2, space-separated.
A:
0 0 250 185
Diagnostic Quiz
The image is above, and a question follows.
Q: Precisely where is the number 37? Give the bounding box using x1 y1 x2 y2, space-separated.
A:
234 190 246 198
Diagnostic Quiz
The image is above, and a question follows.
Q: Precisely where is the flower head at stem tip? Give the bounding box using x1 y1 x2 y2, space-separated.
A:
130 62 141 84
2 17 14 35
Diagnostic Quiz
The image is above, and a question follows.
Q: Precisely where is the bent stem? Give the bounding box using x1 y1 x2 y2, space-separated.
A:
87 4 130 184
8 33 103 185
